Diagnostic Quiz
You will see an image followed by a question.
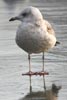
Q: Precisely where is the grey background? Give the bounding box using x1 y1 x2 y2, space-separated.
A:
0 0 67 100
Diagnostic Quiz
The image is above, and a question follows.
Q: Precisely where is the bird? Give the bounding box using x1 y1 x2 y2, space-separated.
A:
9 6 60 76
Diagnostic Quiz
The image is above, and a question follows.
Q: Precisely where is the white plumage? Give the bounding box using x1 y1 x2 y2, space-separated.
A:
9 6 58 75
15 6 56 54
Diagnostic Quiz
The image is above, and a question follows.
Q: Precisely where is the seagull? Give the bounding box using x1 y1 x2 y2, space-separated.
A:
9 6 60 76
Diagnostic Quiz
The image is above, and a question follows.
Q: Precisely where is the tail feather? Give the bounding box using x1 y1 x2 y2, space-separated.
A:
55 41 60 46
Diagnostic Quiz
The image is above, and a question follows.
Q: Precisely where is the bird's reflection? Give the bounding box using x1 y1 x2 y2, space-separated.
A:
19 75 61 100
20 53 61 100
27 59 61 100
18 51 62 100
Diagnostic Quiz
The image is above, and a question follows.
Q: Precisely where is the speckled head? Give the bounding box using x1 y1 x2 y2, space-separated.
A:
9 6 43 22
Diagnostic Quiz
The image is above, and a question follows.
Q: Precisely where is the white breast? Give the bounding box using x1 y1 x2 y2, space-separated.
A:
16 22 56 53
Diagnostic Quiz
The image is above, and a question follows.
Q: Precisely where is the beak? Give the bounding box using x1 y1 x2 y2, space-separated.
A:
9 16 20 21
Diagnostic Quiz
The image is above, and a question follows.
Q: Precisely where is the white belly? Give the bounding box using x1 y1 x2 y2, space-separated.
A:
16 24 56 53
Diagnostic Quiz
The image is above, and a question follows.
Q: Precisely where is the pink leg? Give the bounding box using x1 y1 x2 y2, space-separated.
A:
22 54 38 76
22 53 49 76
36 52 49 76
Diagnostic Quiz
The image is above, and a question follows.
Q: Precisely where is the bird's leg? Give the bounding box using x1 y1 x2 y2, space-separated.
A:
36 52 48 76
42 52 45 71
22 54 30 76
28 54 38 75
22 54 38 76
22 53 48 76
42 52 49 75
42 52 47 91
28 54 31 72
22 54 32 76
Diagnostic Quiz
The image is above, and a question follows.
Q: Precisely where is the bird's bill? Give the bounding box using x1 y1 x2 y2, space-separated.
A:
9 16 20 21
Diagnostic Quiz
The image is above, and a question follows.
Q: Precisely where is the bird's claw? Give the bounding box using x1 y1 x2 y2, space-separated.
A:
22 71 49 76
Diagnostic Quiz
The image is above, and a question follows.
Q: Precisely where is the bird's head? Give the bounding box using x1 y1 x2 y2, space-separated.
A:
9 6 43 23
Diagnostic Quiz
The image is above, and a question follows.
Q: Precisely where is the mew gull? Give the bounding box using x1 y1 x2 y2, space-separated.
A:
9 6 60 76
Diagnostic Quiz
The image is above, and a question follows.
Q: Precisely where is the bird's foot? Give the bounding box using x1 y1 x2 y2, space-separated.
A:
22 71 49 76
36 71 49 76
22 71 38 76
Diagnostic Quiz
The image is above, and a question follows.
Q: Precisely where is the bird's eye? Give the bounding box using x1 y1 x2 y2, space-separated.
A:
22 13 27 17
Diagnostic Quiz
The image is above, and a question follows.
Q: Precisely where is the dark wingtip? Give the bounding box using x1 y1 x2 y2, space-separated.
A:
55 41 60 46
